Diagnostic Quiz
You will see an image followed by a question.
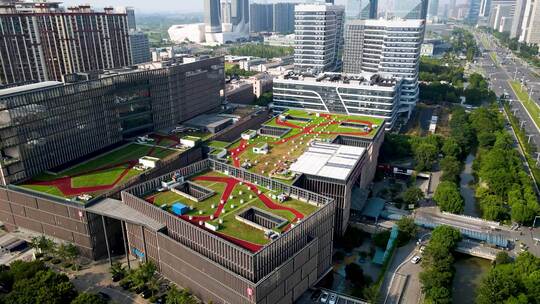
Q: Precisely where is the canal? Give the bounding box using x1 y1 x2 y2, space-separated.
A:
452 253 491 303
460 154 480 217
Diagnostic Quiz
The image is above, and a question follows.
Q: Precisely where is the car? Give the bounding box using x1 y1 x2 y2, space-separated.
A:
154 295 166 304
98 291 111 301
328 293 338 304
141 289 153 299
112 273 123 282
320 291 329 303
419 246 426 254
311 290 322 301
411 255 421 264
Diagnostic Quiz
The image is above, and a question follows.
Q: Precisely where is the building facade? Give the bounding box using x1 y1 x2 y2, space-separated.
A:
273 2 296 34
272 72 402 126
0 57 224 185
346 0 378 20
130 31 152 64
250 3 273 32
466 0 482 24
393 0 429 19
0 2 131 86
342 19 424 115
511 0 528 38
294 3 345 74
519 0 540 44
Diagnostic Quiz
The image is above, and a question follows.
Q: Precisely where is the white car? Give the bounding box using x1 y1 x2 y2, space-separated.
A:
411 255 421 264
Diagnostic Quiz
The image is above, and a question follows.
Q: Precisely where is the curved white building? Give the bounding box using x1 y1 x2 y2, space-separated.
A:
168 24 206 44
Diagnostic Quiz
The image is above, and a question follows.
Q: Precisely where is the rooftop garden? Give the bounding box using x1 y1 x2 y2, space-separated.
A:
144 171 319 251
220 110 383 183
18 142 179 201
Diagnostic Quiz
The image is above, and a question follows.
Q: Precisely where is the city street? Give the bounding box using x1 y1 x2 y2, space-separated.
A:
473 30 540 153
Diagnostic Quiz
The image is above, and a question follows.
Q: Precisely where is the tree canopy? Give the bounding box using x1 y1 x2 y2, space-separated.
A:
434 181 464 214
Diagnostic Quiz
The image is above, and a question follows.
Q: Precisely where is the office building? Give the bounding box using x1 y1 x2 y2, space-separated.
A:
0 2 131 87
519 0 540 43
428 0 440 18
489 2 515 31
273 2 296 34
250 3 273 32
273 72 403 125
204 0 222 33
294 3 345 74
0 57 224 185
342 19 425 116
204 0 250 44
129 32 152 64
511 0 528 38
393 0 429 19
480 0 492 16
466 0 482 24
346 0 378 20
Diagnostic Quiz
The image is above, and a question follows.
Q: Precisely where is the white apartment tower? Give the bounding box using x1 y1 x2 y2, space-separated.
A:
294 3 345 74
342 19 425 115
519 0 540 44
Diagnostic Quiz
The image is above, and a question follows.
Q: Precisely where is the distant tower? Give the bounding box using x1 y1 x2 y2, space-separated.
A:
346 0 378 20
204 0 222 33
393 0 429 19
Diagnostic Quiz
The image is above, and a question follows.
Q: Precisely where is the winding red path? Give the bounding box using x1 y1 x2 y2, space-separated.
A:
28 136 176 197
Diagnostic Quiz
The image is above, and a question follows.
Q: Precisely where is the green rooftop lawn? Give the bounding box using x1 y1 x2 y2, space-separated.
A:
148 170 319 245
225 111 382 178
19 143 178 199
207 140 231 149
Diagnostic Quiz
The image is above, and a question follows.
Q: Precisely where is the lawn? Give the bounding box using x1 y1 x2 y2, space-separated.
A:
207 140 231 149
19 143 178 198
149 170 320 246
508 80 540 129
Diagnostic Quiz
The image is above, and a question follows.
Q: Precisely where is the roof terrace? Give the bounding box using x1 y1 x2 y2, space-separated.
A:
207 109 383 184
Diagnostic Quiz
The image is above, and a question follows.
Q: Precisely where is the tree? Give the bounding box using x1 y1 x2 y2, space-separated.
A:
345 263 369 288
433 181 464 214
402 187 424 207
109 262 126 279
441 138 461 158
255 92 272 106
396 217 418 246
4 269 77 304
414 142 438 171
71 293 107 304
29 235 55 255
494 252 513 266
440 156 462 184
56 243 78 266
166 285 197 304
373 230 391 248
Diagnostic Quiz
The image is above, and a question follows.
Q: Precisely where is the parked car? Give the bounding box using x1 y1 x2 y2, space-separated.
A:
411 255 421 264
141 289 152 299
320 291 329 303
328 293 338 304
112 273 123 282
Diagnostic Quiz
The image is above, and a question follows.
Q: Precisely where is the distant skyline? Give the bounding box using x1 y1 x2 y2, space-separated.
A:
60 0 349 13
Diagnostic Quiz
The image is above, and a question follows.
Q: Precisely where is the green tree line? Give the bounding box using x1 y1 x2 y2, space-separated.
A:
229 44 293 59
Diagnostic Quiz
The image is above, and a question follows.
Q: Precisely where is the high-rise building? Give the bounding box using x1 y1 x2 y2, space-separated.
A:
480 0 492 16
116 6 136 30
428 0 440 18
519 0 540 44
343 19 425 116
511 0 527 38
0 2 131 86
129 31 152 64
294 3 345 74
204 0 222 33
204 0 250 44
250 3 273 32
346 0 378 20
393 0 429 19
489 2 515 31
466 0 482 24
273 3 296 34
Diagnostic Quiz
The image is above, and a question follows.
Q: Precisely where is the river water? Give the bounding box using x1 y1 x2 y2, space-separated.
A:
460 154 480 217
452 254 492 303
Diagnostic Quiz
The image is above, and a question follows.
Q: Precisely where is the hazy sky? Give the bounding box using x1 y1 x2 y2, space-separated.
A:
61 0 349 13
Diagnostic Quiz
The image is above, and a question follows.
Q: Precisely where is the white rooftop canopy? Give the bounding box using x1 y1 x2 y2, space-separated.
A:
290 141 365 181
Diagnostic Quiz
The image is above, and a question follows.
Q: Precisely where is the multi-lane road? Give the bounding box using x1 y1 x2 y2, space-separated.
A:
473 29 540 153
